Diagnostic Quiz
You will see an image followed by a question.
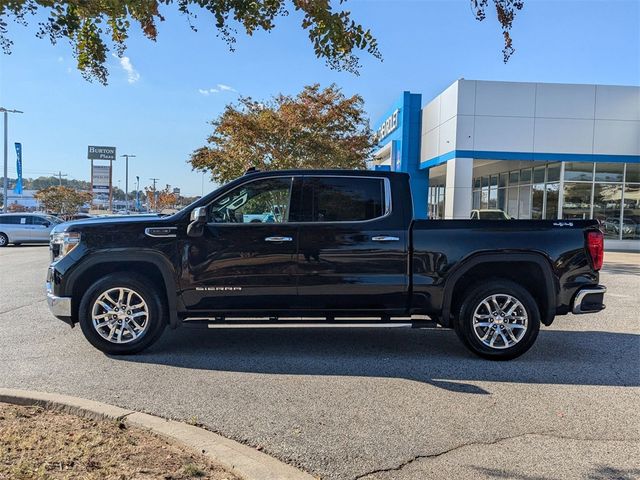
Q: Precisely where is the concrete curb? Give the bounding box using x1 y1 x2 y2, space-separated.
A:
0 388 315 480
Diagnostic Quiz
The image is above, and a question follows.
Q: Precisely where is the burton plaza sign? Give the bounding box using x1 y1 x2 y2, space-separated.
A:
88 146 116 161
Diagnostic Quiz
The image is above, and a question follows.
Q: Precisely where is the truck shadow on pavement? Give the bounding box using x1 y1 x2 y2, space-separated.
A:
117 326 639 394
600 262 640 275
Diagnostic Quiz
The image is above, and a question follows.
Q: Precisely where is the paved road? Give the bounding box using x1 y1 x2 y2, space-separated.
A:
1 245 639 480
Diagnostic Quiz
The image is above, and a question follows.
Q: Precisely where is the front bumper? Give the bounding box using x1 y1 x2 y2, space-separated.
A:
46 265 73 326
572 285 607 314
46 282 72 317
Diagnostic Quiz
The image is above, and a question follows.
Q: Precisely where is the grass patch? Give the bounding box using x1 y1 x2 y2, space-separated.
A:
0 402 238 480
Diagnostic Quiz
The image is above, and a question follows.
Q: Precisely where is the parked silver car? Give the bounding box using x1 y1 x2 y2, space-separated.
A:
0 213 63 247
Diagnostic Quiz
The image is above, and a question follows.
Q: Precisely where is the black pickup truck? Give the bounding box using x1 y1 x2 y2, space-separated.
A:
46 169 606 360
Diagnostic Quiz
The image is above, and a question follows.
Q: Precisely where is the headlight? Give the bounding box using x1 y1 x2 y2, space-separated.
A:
50 232 81 260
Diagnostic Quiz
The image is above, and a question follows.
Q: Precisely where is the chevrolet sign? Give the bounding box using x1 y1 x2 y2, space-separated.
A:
373 109 399 143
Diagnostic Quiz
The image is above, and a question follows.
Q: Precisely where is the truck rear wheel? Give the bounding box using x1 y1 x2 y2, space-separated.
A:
78 273 167 355
455 279 540 360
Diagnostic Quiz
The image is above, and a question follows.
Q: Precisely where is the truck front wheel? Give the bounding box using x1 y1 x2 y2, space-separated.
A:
455 280 540 360
78 273 167 355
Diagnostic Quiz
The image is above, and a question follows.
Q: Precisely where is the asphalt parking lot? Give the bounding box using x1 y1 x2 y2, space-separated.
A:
1 245 638 480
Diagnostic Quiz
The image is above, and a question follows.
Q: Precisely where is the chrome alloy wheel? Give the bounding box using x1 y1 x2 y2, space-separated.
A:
91 287 149 344
472 294 528 349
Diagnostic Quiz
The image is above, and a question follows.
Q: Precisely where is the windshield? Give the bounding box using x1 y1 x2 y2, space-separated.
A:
44 215 64 224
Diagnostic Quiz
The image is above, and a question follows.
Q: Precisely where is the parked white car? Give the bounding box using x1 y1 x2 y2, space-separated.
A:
0 213 63 247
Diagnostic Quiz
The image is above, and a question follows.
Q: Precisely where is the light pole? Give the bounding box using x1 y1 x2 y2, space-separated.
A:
136 175 140 212
150 177 159 211
1 107 24 213
121 154 136 212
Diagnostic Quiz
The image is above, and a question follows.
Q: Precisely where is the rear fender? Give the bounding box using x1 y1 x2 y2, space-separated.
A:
441 252 557 327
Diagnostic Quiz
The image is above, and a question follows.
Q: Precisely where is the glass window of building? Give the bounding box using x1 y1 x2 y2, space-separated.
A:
489 187 498 209
547 163 561 182
507 187 518 218
533 166 545 184
499 173 508 187
593 184 623 239
518 185 532 218
531 183 545 219
625 163 639 183
623 184 640 240
498 187 507 212
509 171 520 185
595 163 624 182
564 162 594 182
545 183 559 220
563 182 592 220
520 168 532 184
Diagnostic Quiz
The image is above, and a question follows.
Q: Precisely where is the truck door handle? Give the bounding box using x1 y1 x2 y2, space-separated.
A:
371 236 400 242
264 236 293 242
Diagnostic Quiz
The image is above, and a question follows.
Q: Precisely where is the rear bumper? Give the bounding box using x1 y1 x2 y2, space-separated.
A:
572 285 606 314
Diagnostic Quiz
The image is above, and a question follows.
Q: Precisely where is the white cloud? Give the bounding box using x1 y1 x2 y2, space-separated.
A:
198 88 221 96
198 84 237 96
57 56 64 63
217 83 236 92
112 54 140 83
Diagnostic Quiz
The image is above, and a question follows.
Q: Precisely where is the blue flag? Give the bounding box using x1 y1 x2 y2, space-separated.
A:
14 143 23 195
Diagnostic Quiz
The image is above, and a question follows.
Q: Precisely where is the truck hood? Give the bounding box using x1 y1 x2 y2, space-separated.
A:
52 215 171 233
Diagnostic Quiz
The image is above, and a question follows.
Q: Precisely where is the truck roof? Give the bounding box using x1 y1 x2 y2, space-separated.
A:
242 168 409 179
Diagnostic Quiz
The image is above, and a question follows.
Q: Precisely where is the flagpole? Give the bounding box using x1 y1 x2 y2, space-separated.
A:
1 107 24 212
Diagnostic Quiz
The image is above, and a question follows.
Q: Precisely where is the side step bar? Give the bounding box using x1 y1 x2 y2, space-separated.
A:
182 317 439 329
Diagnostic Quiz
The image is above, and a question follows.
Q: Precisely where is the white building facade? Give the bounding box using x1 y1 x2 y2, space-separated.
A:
372 80 640 250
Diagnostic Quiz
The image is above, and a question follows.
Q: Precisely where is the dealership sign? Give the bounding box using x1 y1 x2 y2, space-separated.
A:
373 109 399 143
92 164 111 202
88 145 116 161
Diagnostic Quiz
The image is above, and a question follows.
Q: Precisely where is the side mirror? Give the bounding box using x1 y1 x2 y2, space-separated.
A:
190 207 207 223
187 206 207 237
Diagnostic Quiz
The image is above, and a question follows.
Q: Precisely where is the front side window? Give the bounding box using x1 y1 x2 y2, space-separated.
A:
298 177 386 222
208 177 292 224
29 216 51 226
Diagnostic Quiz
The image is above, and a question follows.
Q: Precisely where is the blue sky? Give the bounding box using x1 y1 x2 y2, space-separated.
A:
1 0 639 196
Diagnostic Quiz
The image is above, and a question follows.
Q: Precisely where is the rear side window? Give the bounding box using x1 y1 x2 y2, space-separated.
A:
298 177 386 222
0 216 19 225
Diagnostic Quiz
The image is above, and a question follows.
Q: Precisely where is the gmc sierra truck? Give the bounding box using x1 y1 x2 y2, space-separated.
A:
46 169 606 360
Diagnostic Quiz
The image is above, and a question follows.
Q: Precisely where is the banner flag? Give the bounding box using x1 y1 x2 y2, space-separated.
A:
14 143 23 195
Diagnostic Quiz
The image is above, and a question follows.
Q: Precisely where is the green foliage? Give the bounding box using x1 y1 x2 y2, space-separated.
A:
0 0 381 84
190 83 374 184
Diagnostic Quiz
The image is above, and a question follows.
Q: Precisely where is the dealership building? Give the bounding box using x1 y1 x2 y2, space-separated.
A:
371 80 640 250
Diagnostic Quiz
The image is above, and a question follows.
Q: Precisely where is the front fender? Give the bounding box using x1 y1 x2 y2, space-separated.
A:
61 248 180 328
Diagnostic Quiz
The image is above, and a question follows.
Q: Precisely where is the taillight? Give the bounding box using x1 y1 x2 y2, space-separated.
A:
587 231 604 271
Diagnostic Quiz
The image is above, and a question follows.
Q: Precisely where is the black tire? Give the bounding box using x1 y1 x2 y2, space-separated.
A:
0 233 8 247
79 273 167 354
454 279 540 360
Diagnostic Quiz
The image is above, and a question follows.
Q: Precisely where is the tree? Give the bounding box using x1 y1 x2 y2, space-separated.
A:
7 203 27 212
1 1 524 85
190 84 373 184
144 185 176 211
0 0 380 84
34 186 92 219
471 0 524 62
